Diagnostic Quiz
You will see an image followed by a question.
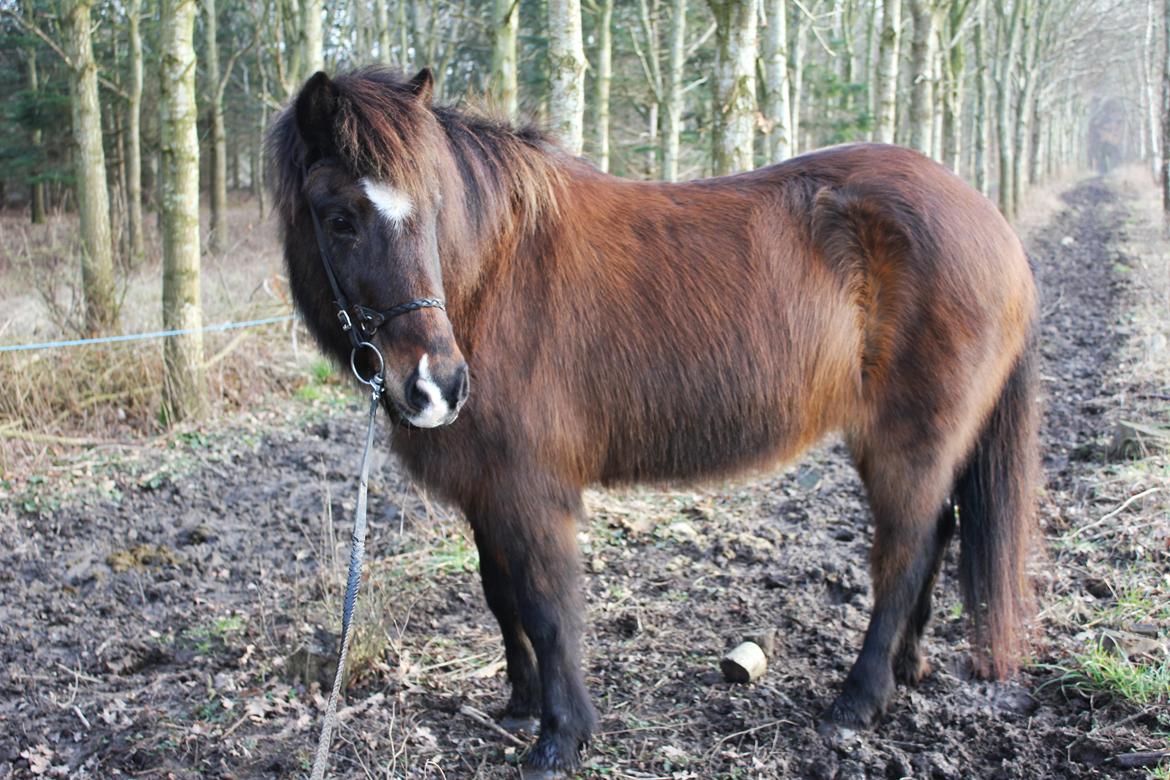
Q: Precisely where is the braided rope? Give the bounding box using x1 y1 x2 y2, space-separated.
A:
309 380 384 780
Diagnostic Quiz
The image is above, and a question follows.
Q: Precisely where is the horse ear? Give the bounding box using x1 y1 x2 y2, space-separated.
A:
407 67 434 104
295 71 339 160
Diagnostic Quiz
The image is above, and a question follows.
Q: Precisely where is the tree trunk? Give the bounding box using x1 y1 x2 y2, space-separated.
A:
663 0 687 180
26 43 46 224
1144 0 1161 180
160 0 206 422
304 0 324 75
126 0 144 262
995 0 1024 217
907 0 936 155
874 0 901 143
973 0 989 194
205 0 229 254
595 0 615 171
491 0 520 118
548 0 587 154
707 0 757 174
765 0 793 162
63 0 118 334
941 5 964 172
375 0 392 65
790 2 808 153
1162 0 1169 223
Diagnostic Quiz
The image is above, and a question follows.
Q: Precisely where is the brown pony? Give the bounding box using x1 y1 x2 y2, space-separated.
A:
268 67 1038 777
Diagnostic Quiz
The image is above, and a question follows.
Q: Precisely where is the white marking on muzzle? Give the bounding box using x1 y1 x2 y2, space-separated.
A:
408 353 452 428
360 178 413 227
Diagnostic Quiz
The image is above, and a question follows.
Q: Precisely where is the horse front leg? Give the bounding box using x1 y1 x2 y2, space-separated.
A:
472 525 542 733
470 492 596 776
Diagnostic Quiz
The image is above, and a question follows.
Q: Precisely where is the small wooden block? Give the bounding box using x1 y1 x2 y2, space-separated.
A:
720 641 767 683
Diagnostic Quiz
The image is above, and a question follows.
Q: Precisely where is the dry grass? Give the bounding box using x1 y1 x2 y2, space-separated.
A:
0 196 324 475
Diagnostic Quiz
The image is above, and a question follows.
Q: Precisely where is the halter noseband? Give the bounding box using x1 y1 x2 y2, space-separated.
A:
302 164 445 385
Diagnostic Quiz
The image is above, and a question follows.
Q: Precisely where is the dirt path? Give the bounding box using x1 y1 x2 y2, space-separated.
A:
1 176 1165 779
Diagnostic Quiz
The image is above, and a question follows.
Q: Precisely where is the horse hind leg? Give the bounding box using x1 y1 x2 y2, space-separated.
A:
822 435 961 730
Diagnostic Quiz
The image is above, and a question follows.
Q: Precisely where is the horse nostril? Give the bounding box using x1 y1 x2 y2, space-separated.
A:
405 376 429 412
455 366 470 405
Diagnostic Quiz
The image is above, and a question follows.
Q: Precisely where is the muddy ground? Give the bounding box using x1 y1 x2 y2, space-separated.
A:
1 176 1167 779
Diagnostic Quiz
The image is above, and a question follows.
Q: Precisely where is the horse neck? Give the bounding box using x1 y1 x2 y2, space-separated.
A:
436 123 571 332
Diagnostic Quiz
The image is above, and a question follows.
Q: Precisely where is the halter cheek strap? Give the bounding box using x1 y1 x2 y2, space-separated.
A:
302 164 446 368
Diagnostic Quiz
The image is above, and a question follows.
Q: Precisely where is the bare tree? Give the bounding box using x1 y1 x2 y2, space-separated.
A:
874 0 901 143
663 0 688 180
764 0 793 161
126 0 144 262
548 0 587 153
491 0 520 117
594 0 615 171
708 0 758 174
160 0 206 421
907 0 938 155
62 0 118 333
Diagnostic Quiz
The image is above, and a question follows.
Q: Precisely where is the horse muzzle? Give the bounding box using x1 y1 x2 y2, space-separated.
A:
395 353 469 428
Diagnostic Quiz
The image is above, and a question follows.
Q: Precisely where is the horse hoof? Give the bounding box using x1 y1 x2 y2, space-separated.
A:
500 715 541 736
821 692 881 731
520 767 566 780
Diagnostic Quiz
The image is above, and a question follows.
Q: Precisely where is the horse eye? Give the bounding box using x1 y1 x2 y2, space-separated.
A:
327 215 354 235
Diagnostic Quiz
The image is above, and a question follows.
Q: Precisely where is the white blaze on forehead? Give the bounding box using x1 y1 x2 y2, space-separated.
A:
408 353 452 428
360 178 413 227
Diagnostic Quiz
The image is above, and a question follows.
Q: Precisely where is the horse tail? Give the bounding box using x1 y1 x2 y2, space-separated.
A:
953 331 1040 679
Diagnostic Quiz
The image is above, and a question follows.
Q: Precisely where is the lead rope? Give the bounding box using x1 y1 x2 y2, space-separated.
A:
309 372 385 780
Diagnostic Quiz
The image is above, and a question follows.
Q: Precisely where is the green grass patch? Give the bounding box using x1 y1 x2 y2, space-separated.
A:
1048 645 1170 706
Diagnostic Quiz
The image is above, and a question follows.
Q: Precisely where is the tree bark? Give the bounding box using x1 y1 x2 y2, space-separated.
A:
595 0 615 171
994 0 1024 217
765 0 793 162
491 0 520 118
63 0 118 334
26 43 46 224
973 0 990 194
874 0 901 143
941 3 965 171
1162 0 1169 223
375 0 392 65
708 0 757 174
126 0 144 262
663 0 687 180
160 0 206 422
304 0 324 75
204 0 229 254
790 2 808 152
907 0 936 156
548 0 587 154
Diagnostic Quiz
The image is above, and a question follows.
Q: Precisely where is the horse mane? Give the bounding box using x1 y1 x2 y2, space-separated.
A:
267 67 566 239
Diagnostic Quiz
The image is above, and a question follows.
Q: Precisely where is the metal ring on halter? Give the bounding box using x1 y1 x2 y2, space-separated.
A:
350 341 385 387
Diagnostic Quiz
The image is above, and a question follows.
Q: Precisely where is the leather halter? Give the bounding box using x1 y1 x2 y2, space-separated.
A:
302 164 446 359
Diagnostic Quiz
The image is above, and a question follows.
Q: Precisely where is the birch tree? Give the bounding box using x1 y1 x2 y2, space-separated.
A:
204 0 228 254
708 0 758 174
594 0 615 171
1163 0 1169 221
490 0 520 117
764 0 793 161
126 0 144 262
663 0 687 180
994 0 1024 217
160 0 205 421
874 0 900 143
304 0 323 74
972 0 990 193
907 0 938 155
63 0 118 334
548 0 587 153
